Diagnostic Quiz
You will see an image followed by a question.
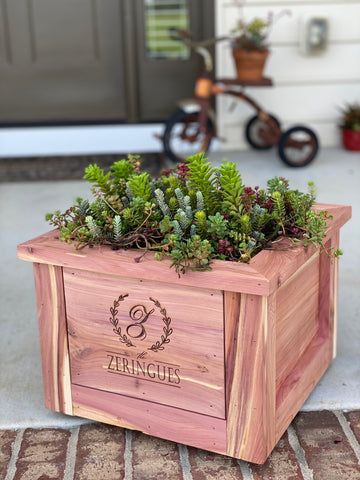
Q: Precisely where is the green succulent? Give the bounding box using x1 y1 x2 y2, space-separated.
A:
46 153 340 275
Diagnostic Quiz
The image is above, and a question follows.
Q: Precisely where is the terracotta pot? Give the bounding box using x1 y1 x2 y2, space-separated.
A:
342 128 360 151
232 48 269 81
17 203 351 464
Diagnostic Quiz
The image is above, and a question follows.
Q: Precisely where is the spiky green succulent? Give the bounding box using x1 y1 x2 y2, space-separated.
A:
46 153 340 275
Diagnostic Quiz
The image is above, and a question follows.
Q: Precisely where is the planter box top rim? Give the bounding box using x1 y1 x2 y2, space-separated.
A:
18 203 351 296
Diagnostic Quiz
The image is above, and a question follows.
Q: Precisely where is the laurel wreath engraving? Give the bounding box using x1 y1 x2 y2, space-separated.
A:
148 297 173 353
109 294 135 348
109 294 173 355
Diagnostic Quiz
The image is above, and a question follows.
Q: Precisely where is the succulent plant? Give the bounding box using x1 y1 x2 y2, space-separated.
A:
46 153 341 275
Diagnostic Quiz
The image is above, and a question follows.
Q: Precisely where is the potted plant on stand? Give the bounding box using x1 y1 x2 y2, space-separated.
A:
18 153 351 464
230 4 290 81
340 103 360 151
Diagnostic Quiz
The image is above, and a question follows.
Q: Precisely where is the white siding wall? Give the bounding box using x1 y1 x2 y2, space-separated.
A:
215 0 360 150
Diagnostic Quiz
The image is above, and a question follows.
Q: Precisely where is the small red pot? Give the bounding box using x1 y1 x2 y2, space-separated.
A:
342 129 360 151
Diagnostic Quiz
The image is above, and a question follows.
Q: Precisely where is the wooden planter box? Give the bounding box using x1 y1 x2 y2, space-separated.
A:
17 203 351 464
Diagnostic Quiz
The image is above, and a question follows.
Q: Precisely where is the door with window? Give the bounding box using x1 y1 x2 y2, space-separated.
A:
133 0 214 121
0 0 214 124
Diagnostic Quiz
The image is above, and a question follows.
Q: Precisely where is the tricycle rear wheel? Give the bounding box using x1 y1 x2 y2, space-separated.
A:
278 126 319 167
245 114 281 150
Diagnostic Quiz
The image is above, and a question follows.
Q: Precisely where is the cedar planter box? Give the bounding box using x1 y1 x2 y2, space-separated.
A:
17 203 351 464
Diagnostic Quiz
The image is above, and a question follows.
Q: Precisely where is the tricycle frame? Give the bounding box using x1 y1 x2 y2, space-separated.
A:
162 30 319 167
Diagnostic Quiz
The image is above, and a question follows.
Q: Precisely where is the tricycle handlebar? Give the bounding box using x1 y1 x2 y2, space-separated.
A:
168 28 229 48
168 28 230 72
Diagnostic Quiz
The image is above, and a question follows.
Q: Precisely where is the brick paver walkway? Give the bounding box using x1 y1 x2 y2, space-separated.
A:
1 410 360 480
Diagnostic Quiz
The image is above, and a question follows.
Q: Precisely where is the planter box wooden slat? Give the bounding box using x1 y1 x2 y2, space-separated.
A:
18 230 270 295
64 268 226 418
18 203 351 464
250 203 350 293
225 292 275 461
33 263 72 416
276 252 320 389
72 384 228 453
275 335 333 439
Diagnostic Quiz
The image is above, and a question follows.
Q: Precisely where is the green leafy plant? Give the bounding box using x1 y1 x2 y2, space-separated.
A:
339 103 360 131
46 153 341 275
232 16 271 51
229 2 290 51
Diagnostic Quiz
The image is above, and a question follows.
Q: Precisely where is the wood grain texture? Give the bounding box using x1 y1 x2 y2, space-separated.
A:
274 230 340 442
276 253 320 390
317 231 340 357
275 335 333 441
225 293 276 464
64 268 225 418
331 231 340 358
17 205 351 297
250 204 352 295
72 384 228 455
17 203 351 464
33 263 72 415
17 230 269 295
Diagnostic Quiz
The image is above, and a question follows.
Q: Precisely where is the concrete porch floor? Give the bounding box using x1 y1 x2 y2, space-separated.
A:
0 147 359 431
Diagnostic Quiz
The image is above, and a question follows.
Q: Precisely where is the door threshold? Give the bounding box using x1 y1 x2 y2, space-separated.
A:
0 124 164 157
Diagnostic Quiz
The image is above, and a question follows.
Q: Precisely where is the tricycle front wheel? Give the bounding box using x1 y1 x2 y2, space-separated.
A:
163 109 214 163
278 126 319 167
